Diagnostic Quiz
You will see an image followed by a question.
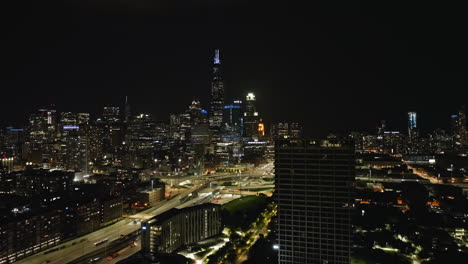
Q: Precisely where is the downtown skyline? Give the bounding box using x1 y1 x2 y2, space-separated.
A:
2 1 468 135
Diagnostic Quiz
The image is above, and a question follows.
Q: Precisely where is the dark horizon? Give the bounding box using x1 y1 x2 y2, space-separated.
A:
2 1 468 136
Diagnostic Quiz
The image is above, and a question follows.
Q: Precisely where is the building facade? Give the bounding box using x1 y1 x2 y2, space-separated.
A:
275 139 355 264
141 203 222 255
209 49 225 131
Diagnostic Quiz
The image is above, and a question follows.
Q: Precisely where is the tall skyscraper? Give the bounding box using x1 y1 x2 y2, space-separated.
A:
243 93 260 139
275 139 355 264
408 112 417 135
124 96 131 123
209 49 225 130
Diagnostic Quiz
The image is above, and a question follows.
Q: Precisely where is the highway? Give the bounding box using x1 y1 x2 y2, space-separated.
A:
14 164 274 264
15 182 207 264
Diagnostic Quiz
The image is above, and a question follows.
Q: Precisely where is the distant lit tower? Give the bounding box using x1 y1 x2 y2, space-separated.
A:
451 106 467 148
243 93 260 139
209 49 225 131
188 100 204 125
408 112 417 141
124 96 131 123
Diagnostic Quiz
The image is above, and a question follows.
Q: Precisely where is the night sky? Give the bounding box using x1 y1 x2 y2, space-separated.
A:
2 1 468 136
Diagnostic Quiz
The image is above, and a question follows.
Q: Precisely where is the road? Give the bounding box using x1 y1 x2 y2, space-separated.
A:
15 182 207 264
235 206 276 264
14 168 273 264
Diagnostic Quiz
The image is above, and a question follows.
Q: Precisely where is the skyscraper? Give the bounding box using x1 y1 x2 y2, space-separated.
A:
243 93 260 139
451 106 467 148
124 96 131 123
209 49 225 130
275 139 355 264
408 112 417 135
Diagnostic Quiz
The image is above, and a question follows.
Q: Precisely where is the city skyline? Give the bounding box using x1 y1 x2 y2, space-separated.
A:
2 1 468 135
2 2 468 263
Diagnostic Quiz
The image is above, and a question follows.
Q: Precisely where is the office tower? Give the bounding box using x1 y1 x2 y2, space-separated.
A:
408 112 417 137
125 114 157 168
383 131 406 154
221 100 244 162
243 93 260 139
141 204 222 255
59 112 88 171
271 122 303 139
275 139 355 264
124 96 131 123
169 114 181 140
223 100 243 127
451 106 467 148
25 107 58 165
102 106 121 123
1 127 24 158
100 106 124 156
209 49 225 130
349 132 364 152
84 124 104 170
188 100 204 125
179 113 192 142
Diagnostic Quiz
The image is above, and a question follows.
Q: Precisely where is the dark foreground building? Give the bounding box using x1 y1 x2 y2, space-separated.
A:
275 139 355 264
141 203 222 255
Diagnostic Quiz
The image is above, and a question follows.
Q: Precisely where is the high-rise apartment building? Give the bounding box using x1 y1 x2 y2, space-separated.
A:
275 139 355 264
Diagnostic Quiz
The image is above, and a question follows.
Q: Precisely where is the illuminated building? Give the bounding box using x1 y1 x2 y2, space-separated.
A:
258 123 265 136
188 100 204 125
0 209 64 264
102 106 121 123
271 122 303 139
349 132 364 152
141 203 222 255
84 124 104 171
209 49 225 131
451 106 467 148
59 112 90 171
169 114 181 140
383 131 406 154
125 114 157 169
1 127 24 160
223 100 243 128
14 169 75 197
408 112 418 143
428 128 452 152
243 93 260 139
25 107 58 165
275 139 355 264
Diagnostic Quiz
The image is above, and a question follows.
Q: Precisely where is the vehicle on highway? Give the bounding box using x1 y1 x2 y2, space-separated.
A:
106 252 120 261
87 257 101 263
94 238 109 246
